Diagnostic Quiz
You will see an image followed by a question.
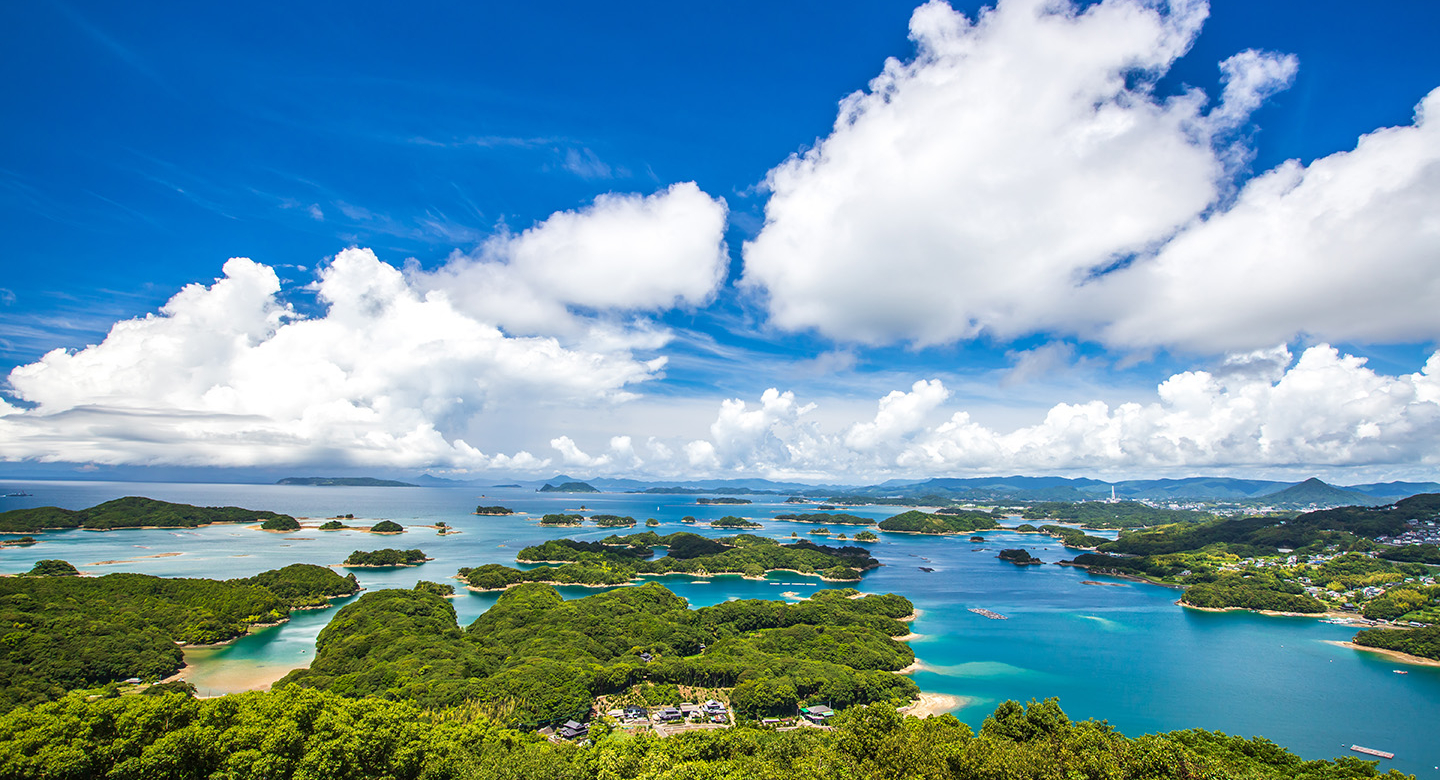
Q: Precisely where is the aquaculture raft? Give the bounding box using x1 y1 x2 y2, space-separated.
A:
969 608 1008 620
1350 745 1394 760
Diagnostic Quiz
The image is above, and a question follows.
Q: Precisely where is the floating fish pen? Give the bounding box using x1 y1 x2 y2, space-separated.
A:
1350 745 1394 760
969 608 1008 620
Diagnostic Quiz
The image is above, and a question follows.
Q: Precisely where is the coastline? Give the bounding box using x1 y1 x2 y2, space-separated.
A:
1323 640 1440 667
899 692 967 718
1178 602 1354 619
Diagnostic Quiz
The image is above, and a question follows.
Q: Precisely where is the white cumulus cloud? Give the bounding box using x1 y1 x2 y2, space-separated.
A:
674 345 1440 480
0 247 684 468
417 182 728 343
741 0 1440 355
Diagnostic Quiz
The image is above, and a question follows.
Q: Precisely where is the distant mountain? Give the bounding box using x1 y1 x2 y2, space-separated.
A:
1258 478 1382 506
1345 481 1440 499
411 474 477 487
538 481 600 493
276 477 417 487
1111 477 1290 500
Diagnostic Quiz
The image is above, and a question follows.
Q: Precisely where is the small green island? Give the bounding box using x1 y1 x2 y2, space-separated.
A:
710 515 762 529
539 513 585 526
998 548 1042 565
590 514 638 527
877 509 1001 534
260 515 302 532
342 548 429 567
368 520 405 534
474 505 515 515
775 512 875 525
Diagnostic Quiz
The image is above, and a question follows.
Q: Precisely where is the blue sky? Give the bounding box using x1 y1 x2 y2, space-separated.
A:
2 0 1439 483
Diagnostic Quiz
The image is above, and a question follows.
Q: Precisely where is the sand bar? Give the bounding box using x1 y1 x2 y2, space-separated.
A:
900 692 968 717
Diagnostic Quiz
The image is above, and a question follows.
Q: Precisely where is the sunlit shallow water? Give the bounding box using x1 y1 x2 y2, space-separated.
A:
2 480 1437 777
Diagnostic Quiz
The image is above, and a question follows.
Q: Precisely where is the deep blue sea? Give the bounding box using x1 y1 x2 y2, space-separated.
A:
2 480 1436 777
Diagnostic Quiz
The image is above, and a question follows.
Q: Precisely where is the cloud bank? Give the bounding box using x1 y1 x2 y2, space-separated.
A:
0 185 729 468
673 345 1440 480
742 0 1440 353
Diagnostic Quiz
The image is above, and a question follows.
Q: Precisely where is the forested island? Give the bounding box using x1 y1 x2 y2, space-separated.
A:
458 531 877 588
878 509 1000 534
710 516 762 529
342 548 429 567
474 505 515 515
0 497 296 533
775 512 875 525
260 516 301 531
998 549 1041 565
0 564 358 711
697 497 751 505
369 520 405 534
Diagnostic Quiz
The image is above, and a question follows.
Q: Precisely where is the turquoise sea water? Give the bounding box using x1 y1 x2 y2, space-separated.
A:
1 480 1437 777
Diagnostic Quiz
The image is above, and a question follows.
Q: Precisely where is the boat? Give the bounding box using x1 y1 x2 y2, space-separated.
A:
4 492 32 497
1350 745 1394 760
1393 670 1408 675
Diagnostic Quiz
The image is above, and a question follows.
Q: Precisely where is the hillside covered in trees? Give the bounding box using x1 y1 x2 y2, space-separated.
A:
280 583 916 724
0 689 1409 780
0 564 358 712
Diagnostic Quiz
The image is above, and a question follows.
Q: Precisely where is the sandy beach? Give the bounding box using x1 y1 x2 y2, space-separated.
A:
87 552 184 566
1323 640 1440 667
899 692 968 717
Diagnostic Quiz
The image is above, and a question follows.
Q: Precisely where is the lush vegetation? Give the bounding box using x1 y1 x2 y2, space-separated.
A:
261 515 301 531
0 537 36 547
1181 573 1327 613
539 482 599 493
24 560 77 577
1352 625 1440 661
540 514 584 526
1097 497 1440 558
344 548 429 567
697 497 751 505
0 497 295 533
0 565 357 712
280 584 916 724
590 514 637 527
499 532 880 584
854 530 878 542
319 520 347 530
1022 501 1215 528
1378 544 1440 564
878 510 1000 535
0 689 1408 780
710 516 761 528
774 512 875 525
997 549 1040 565
1360 584 1440 622
414 581 456 597
1037 524 1109 549
370 520 405 533
474 506 515 515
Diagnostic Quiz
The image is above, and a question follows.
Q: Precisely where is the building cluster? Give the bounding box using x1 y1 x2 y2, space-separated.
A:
1376 518 1440 547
